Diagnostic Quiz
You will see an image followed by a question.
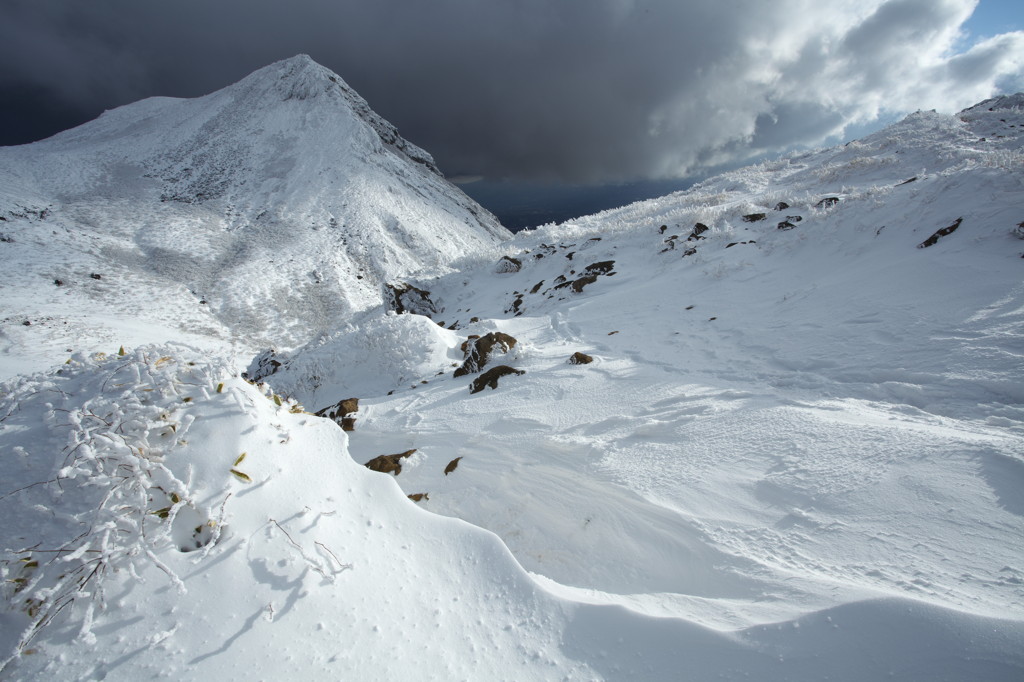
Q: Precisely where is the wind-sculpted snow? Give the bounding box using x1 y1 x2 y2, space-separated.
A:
2 349 1022 680
1 66 1023 678
254 311 465 409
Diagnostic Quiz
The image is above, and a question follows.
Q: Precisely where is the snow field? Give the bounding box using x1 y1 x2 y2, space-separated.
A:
262 99 1024 674
3 348 1020 680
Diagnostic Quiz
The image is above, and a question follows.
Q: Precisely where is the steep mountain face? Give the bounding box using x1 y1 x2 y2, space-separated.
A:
0 55 508 374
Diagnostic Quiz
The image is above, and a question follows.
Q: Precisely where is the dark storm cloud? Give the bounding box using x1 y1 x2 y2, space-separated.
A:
1 0 1021 182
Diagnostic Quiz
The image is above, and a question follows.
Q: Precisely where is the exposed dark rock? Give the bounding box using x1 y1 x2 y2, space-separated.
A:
529 281 544 294
660 235 678 252
385 282 436 316
583 260 616 276
659 225 668 234
444 457 463 475
469 365 524 394
22 320 31 326
896 177 918 186
496 256 522 273
455 332 518 377
553 260 616 294
569 352 593 365
682 247 697 257
365 449 417 476
408 493 429 502
742 213 766 222
54 279 64 286
534 244 557 259
1013 221 1024 240
315 397 360 431
725 241 756 248
774 202 790 211
777 221 797 230
554 275 598 293
815 197 840 208
506 294 525 316
687 223 710 240
918 217 963 248
243 349 283 382
90 273 103 280
786 215 803 223
0 234 13 243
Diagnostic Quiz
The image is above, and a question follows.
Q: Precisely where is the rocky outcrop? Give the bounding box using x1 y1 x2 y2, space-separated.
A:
469 366 524 394
918 217 963 248
365 449 417 475
385 282 437 316
455 332 518 377
315 397 360 431
496 256 523 273
553 260 616 294
687 223 710 241
243 349 284 382
569 352 593 365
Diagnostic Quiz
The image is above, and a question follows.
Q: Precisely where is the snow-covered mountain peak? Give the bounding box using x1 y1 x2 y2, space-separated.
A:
222 54 440 173
262 53 337 101
0 57 508 371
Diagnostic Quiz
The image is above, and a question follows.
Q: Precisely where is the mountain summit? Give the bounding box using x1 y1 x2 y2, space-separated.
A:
0 55 508 371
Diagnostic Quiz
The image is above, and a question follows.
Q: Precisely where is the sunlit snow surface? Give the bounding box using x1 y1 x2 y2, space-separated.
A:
1 61 1023 679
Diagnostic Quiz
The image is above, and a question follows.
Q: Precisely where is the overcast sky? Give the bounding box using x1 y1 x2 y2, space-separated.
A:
1 0 1022 184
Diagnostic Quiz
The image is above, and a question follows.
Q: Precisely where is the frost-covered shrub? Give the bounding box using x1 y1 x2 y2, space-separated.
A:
0 348 231 661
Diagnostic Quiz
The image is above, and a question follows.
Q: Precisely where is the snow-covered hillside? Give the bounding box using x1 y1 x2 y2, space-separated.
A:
0 55 508 376
1 66 1023 679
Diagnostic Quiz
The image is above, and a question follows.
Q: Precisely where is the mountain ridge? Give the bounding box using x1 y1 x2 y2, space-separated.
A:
0 56 509 375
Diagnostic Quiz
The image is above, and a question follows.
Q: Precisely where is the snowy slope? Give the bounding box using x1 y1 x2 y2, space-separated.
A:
0 55 508 376
255 96 1024 672
3 349 1020 681
1 82 1023 679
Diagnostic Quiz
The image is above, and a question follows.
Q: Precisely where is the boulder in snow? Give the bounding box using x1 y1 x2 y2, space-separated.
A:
365 449 417 475
469 365 524 394
455 332 518 377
